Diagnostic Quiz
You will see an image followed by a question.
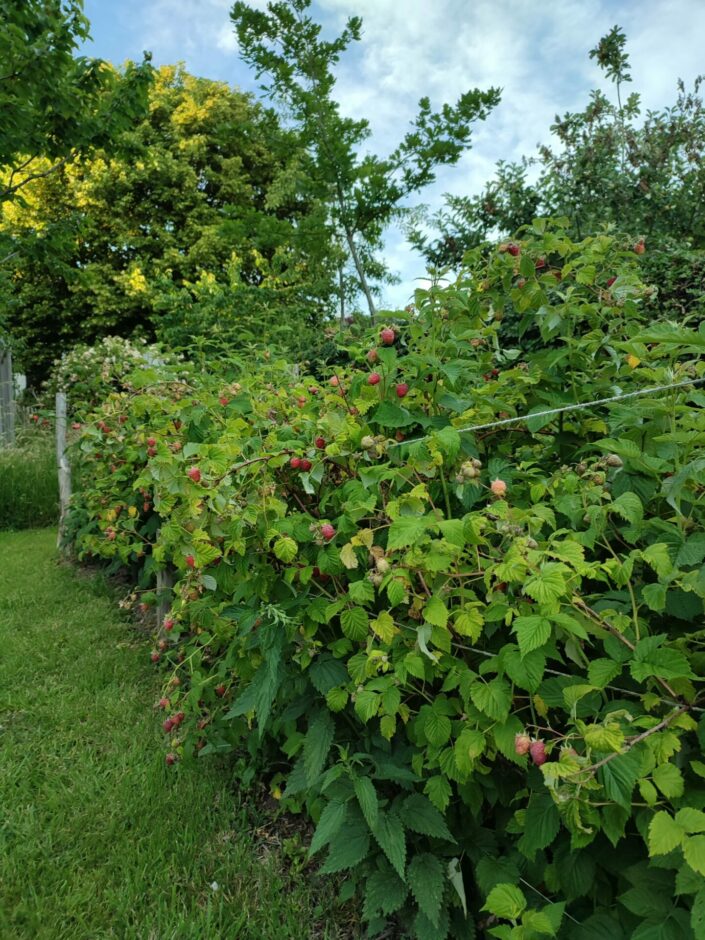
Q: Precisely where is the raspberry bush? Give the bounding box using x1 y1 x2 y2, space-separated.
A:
68 222 705 938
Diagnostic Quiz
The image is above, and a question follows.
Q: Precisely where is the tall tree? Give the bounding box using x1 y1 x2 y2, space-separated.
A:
231 0 500 316
1 66 340 383
1 0 152 208
411 27 705 266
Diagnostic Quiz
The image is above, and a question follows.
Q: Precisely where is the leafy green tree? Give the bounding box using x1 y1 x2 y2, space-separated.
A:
231 0 500 316
412 27 705 267
1 66 341 384
1 0 152 208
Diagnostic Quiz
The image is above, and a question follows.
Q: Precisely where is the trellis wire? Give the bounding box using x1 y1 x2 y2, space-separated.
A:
387 375 705 449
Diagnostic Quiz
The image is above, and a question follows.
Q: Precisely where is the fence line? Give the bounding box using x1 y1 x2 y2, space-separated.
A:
0 347 15 447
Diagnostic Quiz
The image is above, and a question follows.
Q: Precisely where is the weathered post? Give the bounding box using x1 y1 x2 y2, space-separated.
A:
55 391 72 550
0 346 15 447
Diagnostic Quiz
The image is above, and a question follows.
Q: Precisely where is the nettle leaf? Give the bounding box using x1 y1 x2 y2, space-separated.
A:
354 775 378 829
648 811 685 856
371 811 406 879
470 677 512 721
402 793 455 842
309 800 347 856
363 868 408 919
309 655 348 694
340 606 369 641
387 515 430 550
303 709 335 786
513 615 552 655
483 883 527 920
423 595 449 628
320 808 370 874
408 853 445 928
523 563 568 605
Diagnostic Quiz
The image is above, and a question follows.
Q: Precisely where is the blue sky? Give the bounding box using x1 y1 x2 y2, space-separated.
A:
83 0 705 308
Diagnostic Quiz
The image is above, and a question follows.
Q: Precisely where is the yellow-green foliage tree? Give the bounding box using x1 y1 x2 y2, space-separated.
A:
1 65 340 384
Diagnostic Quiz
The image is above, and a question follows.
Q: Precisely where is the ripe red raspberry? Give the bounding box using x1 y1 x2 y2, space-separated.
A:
147 437 156 447
215 684 226 697
396 383 409 398
185 554 196 569
380 327 395 345
321 523 336 541
300 458 312 472
290 456 302 469
187 467 201 483
150 651 160 663
159 697 170 709
172 711 185 726
162 718 174 733
163 618 175 632
606 276 617 287
165 753 177 766
314 437 326 449
368 372 381 386
530 740 547 766
507 242 520 257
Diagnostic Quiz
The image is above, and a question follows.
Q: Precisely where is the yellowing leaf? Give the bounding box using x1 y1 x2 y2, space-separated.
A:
340 542 359 569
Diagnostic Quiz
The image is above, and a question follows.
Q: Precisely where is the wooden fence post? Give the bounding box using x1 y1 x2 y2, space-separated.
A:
55 392 72 549
156 565 176 628
0 347 15 447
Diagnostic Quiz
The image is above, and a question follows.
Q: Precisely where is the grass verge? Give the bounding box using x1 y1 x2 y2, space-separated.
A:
0 529 349 940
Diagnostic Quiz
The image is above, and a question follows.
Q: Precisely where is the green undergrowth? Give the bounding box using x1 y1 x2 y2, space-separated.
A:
0 431 58 530
0 529 350 940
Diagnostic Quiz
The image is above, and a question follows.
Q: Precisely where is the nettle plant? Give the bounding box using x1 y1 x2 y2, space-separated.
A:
70 221 705 939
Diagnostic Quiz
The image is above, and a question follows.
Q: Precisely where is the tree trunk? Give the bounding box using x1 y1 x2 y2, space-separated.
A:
343 226 376 319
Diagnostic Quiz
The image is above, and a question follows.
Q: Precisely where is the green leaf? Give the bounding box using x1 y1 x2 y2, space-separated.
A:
513 615 552 655
598 748 642 809
653 762 685 799
648 811 685 856
408 853 445 928
483 883 527 920
423 595 449 628
587 658 621 688
309 801 347 856
684 835 705 877
692 886 705 937
425 775 452 812
349 578 375 604
611 492 643 524
340 606 369 641
354 689 380 723
273 536 298 562
371 610 396 644
303 710 335 786
523 563 568 605
320 811 370 874
309 655 348 694
325 687 348 712
470 678 511 721
519 791 560 859
424 710 452 747
354 776 378 829
676 808 705 834
641 543 672 578
642 582 667 612
402 793 455 842
387 515 429 550
363 868 408 919
371 811 406 879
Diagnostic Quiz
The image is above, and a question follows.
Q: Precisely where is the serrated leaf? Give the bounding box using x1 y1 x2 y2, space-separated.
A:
523 563 567 605
303 710 335 786
684 835 705 877
693 887 705 937
408 853 445 927
424 710 452 747
598 748 642 809
371 610 397 644
309 801 347 856
348 578 375 604
273 536 298 562
470 678 511 721
371 811 406 879
320 811 370 873
447 857 467 916
387 515 429 550
641 543 672 578
354 689 380 723
676 808 705 834
363 868 408 919
309 655 348 694
648 811 685 856
453 607 483 640
339 542 359 569
653 762 685 799
424 595 449 628
354 776 378 829
387 578 407 607
402 793 455 842
611 491 644 524
519 790 560 859
326 686 348 712
340 606 369 641
425 775 452 812
483 883 527 920
513 615 551 655
587 658 621 688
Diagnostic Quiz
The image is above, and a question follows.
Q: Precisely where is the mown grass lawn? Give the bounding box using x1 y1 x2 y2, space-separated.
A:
0 529 348 940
